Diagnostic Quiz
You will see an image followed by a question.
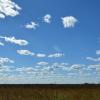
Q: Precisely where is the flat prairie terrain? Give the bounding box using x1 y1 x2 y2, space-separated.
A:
0 84 100 100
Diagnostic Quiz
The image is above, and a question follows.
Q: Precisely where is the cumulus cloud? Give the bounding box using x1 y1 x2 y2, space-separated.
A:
96 50 100 55
17 50 64 58
0 65 11 72
0 0 21 19
41 66 55 74
0 61 94 82
88 64 100 72
43 14 51 23
37 62 49 66
37 62 80 75
88 64 100 69
50 63 84 71
0 42 4 46
16 67 35 73
86 57 100 62
0 36 28 46
48 53 64 58
17 50 47 58
0 13 5 18
51 63 68 70
70 64 84 70
36 53 46 58
0 57 14 65
35 62 69 74
17 50 35 56
25 21 39 29
61 16 78 28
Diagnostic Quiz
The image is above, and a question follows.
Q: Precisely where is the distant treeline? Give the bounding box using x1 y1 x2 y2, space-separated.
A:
0 83 100 88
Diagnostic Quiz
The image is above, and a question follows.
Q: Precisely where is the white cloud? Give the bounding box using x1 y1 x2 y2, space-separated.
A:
37 62 49 66
88 64 100 69
43 14 51 23
51 63 68 70
0 42 4 46
0 65 11 72
17 50 35 56
41 66 55 74
86 57 100 62
70 64 84 70
36 53 46 58
35 62 69 74
17 50 47 58
0 0 21 19
48 53 64 58
0 13 5 18
96 50 100 55
17 50 65 58
16 49 64 59
61 16 78 28
51 63 84 71
0 36 28 46
0 60 96 82
88 64 100 72
16 67 35 73
0 57 14 65
25 21 39 29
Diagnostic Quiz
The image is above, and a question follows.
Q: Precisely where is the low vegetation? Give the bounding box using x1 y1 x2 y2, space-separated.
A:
0 84 100 100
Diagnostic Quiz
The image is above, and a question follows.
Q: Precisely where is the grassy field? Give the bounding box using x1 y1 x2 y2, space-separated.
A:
0 84 100 100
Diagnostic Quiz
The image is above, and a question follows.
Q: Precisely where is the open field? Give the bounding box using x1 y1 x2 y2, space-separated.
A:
0 84 100 100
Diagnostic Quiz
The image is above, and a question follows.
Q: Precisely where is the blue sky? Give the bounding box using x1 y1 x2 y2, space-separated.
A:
0 0 100 84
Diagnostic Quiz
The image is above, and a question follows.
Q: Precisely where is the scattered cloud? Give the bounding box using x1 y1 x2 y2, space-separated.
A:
36 53 46 58
50 63 84 71
25 21 39 29
0 36 28 46
0 13 5 19
0 42 4 46
48 53 64 58
0 65 11 72
0 1 99 84
51 63 68 69
41 66 55 74
96 50 100 55
61 16 78 28
16 50 64 59
17 50 35 56
43 14 51 23
16 67 35 73
86 57 100 62
0 0 21 19
0 60 97 82
12 62 68 77
88 64 100 72
37 62 49 66
33 62 85 76
0 57 14 65
70 64 84 70
88 64 100 69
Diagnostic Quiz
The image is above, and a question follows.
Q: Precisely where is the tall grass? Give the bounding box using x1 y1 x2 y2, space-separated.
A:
0 85 100 100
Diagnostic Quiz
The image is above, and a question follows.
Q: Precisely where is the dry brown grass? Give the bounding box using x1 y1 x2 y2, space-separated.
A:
0 84 100 100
